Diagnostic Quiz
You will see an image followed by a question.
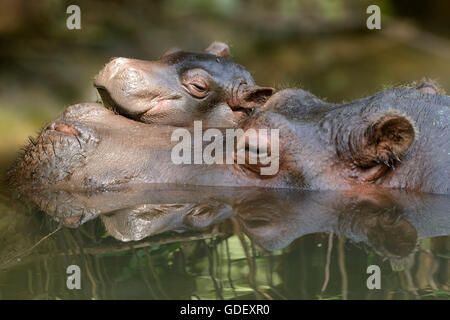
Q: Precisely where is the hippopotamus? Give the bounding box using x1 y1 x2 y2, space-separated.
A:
235 84 449 194
94 41 273 127
8 81 449 195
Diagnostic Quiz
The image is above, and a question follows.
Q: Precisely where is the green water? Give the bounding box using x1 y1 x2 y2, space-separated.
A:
0 185 448 300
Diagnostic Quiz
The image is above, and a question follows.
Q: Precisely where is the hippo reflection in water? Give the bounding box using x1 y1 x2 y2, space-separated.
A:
17 184 450 267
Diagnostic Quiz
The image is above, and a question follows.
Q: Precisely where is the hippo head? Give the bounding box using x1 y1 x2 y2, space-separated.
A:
94 42 274 127
9 70 448 195
235 88 419 190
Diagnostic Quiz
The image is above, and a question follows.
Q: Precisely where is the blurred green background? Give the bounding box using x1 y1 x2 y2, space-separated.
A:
0 0 449 177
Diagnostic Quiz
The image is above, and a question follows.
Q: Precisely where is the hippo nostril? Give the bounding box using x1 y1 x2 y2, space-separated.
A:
54 124 80 136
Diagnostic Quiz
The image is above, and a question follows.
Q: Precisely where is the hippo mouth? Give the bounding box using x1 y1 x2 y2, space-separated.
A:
96 85 254 124
95 85 166 121
96 86 130 117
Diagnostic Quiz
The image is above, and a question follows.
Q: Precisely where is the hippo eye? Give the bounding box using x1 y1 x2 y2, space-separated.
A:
184 79 209 98
181 69 211 99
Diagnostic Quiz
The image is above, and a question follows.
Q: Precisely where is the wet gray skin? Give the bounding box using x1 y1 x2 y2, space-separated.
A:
94 42 274 127
12 184 450 267
239 85 449 194
7 81 449 194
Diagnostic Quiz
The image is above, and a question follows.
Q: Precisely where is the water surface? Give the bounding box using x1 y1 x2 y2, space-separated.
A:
0 185 448 300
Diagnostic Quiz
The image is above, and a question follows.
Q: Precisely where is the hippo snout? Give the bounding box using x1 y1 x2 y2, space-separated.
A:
94 57 133 87
94 57 154 117
7 104 100 190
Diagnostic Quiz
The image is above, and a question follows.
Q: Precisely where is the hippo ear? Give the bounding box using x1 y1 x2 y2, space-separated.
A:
355 111 416 168
237 86 275 109
205 41 230 58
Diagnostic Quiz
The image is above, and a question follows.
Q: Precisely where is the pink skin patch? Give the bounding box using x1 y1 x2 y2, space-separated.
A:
54 124 80 136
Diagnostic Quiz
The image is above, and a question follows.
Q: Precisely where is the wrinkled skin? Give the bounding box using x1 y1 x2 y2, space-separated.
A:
241 86 449 194
94 41 273 127
8 84 450 195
